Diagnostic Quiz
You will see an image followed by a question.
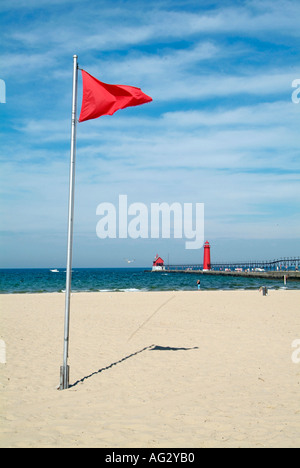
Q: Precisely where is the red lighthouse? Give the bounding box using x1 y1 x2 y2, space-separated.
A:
203 241 211 271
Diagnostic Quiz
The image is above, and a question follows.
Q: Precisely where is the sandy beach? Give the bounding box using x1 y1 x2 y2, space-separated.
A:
0 290 299 448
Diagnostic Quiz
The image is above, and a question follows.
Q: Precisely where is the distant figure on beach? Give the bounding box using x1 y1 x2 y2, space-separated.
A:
259 286 268 296
197 280 201 290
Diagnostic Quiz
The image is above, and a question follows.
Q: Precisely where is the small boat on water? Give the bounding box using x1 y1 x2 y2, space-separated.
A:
50 269 59 273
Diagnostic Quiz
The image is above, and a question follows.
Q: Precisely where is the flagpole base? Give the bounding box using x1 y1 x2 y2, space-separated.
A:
59 365 70 390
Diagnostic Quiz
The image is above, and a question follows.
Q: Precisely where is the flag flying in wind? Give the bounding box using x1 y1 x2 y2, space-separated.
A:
78 70 153 122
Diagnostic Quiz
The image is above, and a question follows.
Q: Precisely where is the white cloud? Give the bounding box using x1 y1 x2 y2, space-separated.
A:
14 100 300 176
4 0 300 58
162 101 299 127
0 51 57 77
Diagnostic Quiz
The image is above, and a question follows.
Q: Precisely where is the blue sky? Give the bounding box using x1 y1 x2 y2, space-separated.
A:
0 0 300 268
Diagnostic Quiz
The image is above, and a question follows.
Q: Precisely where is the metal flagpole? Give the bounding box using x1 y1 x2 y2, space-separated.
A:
60 55 79 390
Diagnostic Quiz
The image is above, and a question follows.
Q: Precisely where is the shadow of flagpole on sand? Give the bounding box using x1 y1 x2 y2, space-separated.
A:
70 344 199 388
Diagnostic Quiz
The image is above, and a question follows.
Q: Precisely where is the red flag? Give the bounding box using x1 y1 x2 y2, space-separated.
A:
78 70 152 122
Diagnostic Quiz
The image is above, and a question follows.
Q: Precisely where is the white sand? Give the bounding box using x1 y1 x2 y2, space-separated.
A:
0 290 300 448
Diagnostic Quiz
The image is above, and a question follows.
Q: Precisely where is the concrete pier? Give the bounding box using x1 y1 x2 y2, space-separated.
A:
147 256 300 281
159 269 300 281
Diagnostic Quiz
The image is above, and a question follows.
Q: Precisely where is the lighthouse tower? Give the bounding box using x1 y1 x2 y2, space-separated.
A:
203 241 211 271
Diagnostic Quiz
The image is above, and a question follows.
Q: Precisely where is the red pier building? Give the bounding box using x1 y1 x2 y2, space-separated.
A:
152 254 165 271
